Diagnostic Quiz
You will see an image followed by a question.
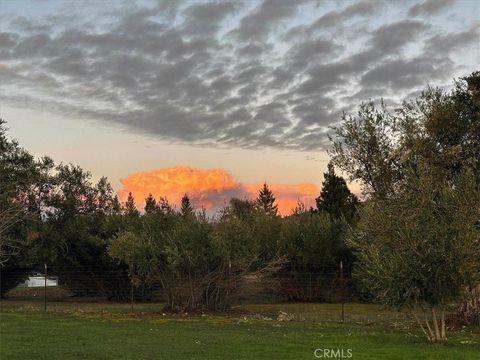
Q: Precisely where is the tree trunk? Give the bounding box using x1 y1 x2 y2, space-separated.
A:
441 308 447 341
424 310 435 342
432 307 441 342
413 312 432 342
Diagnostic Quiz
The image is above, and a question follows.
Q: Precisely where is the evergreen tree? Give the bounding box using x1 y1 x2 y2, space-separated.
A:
124 192 139 217
111 195 121 214
144 193 157 214
255 182 278 216
180 194 194 217
158 196 173 215
316 163 358 223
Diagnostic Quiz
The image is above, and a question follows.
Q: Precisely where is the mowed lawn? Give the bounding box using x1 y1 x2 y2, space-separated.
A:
1 301 479 360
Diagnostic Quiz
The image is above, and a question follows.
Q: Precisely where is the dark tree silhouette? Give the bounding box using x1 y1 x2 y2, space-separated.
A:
144 193 157 214
316 163 359 223
180 194 194 217
124 192 139 216
256 182 278 216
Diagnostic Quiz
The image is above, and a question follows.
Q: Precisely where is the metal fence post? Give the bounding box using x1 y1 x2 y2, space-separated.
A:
340 261 344 323
44 263 47 312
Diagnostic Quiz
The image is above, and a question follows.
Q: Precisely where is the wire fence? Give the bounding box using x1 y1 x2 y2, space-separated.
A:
1 266 360 317
1 268 477 328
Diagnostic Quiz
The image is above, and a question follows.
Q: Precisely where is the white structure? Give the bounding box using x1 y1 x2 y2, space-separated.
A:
25 275 58 287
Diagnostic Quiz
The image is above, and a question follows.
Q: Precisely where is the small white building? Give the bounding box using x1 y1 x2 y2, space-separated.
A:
25 274 58 287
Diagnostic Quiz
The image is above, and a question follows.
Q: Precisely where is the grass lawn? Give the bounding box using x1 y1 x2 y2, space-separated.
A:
1 300 479 359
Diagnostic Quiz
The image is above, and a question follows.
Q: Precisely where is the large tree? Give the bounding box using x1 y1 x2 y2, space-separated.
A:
0 119 55 295
31 164 132 300
350 168 480 342
334 71 480 340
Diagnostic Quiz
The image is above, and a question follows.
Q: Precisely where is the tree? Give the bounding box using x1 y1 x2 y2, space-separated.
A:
180 194 193 217
34 164 131 300
316 163 359 223
255 183 278 216
397 71 480 183
0 119 55 295
331 71 480 335
278 209 349 301
110 196 283 312
222 198 256 222
124 192 139 217
144 193 157 214
329 101 402 198
349 168 480 342
329 72 480 199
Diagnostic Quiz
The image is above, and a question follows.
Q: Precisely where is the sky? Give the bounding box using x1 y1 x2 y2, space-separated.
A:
1 0 479 214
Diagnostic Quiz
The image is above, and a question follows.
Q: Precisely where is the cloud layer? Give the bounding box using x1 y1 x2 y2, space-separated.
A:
1 0 478 150
118 166 319 215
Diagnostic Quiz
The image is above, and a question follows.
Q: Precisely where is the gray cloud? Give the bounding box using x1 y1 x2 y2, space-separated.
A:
409 0 456 17
230 0 306 42
310 0 378 31
182 1 238 36
369 20 429 53
361 56 454 90
424 26 480 55
0 0 477 151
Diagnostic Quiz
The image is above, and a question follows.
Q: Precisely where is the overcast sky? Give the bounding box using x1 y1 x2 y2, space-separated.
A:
1 0 479 211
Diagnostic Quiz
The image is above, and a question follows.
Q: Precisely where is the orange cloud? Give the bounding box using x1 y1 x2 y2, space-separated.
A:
118 166 319 216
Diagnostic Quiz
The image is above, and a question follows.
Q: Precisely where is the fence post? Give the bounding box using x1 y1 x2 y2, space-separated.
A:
44 263 47 312
130 266 135 313
340 261 344 323
130 281 134 313
0 267 3 313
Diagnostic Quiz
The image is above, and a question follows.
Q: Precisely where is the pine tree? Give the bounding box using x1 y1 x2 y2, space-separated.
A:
256 182 278 216
144 193 157 214
112 195 121 214
316 163 358 223
180 194 194 217
158 196 173 215
124 192 139 216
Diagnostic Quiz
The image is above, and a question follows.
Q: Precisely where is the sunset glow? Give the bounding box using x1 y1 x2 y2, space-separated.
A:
118 166 319 215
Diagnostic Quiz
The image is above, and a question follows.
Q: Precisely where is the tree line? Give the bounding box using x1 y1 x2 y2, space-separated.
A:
0 121 357 309
1 71 479 342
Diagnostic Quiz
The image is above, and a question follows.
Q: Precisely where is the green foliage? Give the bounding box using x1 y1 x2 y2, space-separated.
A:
329 101 402 198
351 169 480 309
397 71 480 182
331 72 480 199
275 208 350 301
0 119 55 290
38 165 131 299
280 211 348 273
331 71 480 338
110 197 279 311
350 168 480 341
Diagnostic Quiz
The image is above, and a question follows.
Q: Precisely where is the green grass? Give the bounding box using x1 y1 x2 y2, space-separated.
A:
1 300 479 359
